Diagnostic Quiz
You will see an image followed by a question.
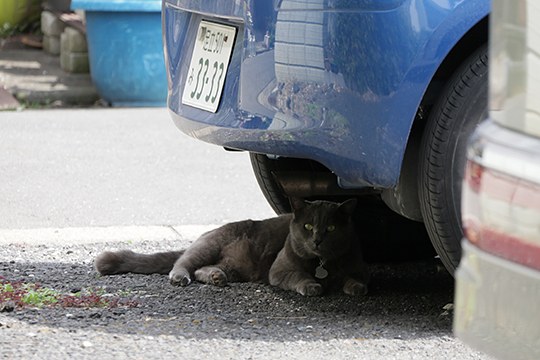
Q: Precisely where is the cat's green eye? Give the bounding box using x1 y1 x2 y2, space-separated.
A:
327 225 336 232
304 223 314 231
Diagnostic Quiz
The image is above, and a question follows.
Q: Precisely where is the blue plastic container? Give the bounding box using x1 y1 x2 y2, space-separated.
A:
71 0 167 106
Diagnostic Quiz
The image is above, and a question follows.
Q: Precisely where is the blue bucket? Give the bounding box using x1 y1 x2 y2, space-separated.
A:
71 0 167 107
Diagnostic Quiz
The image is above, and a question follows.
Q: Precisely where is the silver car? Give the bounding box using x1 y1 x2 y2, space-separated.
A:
454 0 540 359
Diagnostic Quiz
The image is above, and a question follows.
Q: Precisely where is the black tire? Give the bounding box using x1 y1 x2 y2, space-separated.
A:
418 45 488 273
250 153 291 214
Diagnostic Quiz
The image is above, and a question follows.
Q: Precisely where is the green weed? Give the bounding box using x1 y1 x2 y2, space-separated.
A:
0 276 138 310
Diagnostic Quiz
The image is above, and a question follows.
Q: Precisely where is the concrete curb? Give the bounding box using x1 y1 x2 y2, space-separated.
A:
0 225 218 246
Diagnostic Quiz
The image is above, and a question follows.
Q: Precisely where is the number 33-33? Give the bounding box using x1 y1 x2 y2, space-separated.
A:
190 58 225 104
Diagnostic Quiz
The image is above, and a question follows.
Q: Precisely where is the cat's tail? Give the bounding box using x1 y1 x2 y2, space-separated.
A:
95 250 184 275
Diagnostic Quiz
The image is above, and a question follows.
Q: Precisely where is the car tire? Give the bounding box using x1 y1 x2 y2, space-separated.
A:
418 45 488 274
250 153 291 214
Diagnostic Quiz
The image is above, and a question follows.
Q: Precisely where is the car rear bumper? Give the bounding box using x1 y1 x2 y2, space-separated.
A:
163 0 489 188
454 240 540 360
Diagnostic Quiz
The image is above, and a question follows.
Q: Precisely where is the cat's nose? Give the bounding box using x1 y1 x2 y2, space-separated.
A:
314 237 323 247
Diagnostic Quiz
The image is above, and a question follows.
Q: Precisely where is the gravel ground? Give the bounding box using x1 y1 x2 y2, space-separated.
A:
0 232 492 360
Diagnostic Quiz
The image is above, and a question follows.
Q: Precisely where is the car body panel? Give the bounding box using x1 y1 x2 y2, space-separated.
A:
455 124 540 360
454 0 540 358
163 0 489 188
455 241 540 360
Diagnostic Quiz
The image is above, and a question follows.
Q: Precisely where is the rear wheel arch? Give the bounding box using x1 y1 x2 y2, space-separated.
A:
382 16 489 221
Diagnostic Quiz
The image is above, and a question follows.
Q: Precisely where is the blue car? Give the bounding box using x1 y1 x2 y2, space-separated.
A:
163 0 490 272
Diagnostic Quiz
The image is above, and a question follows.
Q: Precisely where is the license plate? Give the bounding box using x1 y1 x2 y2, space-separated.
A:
182 21 237 113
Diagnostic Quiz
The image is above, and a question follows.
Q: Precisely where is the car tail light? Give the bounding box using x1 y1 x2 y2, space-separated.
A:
462 158 540 270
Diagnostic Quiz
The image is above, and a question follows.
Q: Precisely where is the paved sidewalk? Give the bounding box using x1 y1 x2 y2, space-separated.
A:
0 86 19 110
0 38 99 108
0 224 216 245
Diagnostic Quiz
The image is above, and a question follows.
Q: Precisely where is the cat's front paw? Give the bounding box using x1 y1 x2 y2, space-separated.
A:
169 269 191 287
209 270 227 287
343 279 368 296
296 282 323 297
194 267 228 287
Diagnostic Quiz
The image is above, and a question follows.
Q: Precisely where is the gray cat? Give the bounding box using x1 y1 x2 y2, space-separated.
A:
95 198 369 296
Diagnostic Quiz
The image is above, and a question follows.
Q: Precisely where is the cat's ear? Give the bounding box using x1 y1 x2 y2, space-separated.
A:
339 198 357 215
289 197 307 211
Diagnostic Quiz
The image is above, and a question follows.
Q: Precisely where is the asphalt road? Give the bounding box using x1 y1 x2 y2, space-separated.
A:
0 108 275 229
0 109 490 359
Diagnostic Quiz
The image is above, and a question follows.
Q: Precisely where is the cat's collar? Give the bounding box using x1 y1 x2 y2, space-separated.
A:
315 258 328 279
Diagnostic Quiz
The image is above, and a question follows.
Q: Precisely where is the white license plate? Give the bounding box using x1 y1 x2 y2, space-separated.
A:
181 21 237 113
